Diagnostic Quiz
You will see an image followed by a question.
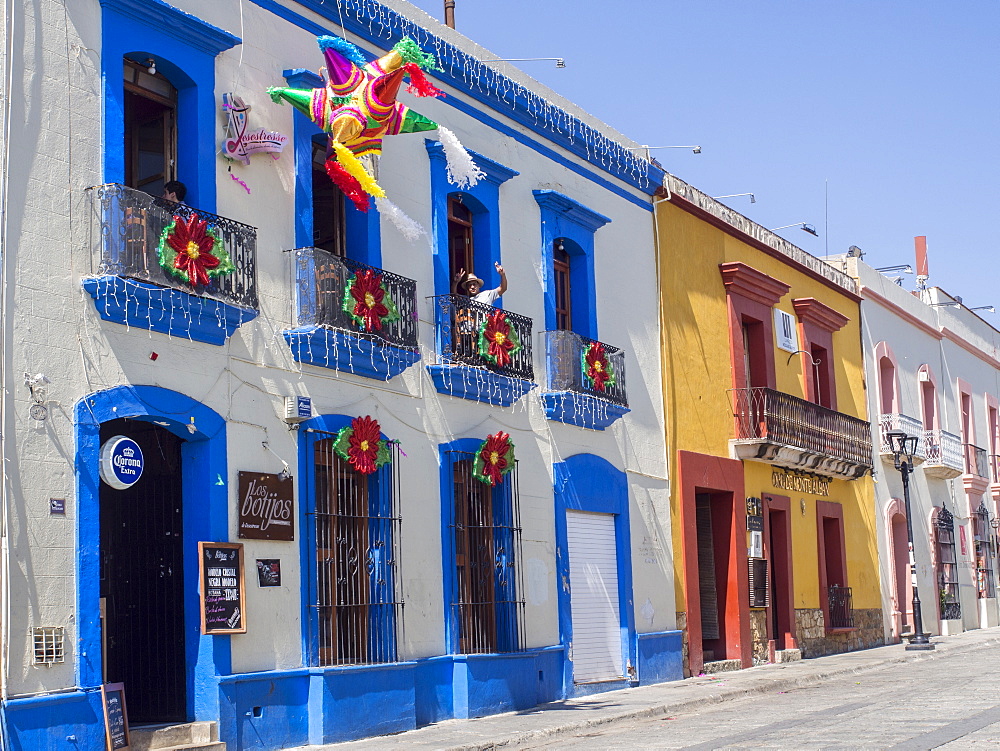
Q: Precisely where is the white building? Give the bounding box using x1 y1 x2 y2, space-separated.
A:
0 1 679 748
837 248 1000 645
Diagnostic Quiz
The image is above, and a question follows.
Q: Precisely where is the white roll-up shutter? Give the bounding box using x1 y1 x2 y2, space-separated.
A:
567 511 624 683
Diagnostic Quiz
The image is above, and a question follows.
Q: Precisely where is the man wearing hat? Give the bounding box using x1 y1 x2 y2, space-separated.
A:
454 261 508 305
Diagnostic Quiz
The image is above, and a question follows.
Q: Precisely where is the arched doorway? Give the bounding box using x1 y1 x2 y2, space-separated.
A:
888 506 911 638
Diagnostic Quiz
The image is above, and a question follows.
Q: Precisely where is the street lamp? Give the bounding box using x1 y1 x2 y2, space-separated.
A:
886 431 935 650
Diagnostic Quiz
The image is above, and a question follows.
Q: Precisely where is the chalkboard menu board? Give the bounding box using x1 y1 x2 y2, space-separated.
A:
101 682 130 750
198 542 247 634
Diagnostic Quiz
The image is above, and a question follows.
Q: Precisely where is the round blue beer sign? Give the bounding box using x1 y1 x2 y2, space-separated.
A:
99 435 144 490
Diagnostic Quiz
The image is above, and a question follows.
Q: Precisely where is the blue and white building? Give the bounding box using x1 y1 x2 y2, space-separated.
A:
0 1 680 748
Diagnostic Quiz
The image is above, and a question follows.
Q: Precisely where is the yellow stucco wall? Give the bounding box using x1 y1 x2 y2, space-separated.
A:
658 199 880 612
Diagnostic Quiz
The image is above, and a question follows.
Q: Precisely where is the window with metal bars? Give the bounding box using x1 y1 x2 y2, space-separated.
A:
310 433 402 666
973 503 996 599
935 506 961 620
449 453 525 654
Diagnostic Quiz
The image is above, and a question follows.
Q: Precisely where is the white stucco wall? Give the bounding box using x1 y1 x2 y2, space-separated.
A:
846 256 1000 640
1 0 673 696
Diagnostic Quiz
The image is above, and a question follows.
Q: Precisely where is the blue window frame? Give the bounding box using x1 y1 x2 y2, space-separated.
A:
100 0 240 211
300 418 401 666
533 190 610 340
426 141 518 296
440 439 524 654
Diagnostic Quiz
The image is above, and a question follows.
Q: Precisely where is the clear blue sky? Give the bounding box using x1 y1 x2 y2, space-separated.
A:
404 0 999 306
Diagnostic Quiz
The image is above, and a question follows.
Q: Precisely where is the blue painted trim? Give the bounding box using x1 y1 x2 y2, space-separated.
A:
542 392 630 430
427 364 536 406
284 326 421 380
75 385 230 722
534 190 609 337
248 0 663 200
99 0 241 55
1 690 108 751
636 630 684 685
284 71 382 265
100 0 239 210
249 0 658 210
83 276 257 345
426 141 518 297
553 454 636 697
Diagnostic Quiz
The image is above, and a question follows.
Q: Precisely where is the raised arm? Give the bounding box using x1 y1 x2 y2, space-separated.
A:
495 262 508 294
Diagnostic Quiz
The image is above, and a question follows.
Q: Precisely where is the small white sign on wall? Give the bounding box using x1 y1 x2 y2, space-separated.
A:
775 308 798 352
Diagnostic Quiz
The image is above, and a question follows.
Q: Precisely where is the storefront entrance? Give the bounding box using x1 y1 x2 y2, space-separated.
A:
100 418 187 723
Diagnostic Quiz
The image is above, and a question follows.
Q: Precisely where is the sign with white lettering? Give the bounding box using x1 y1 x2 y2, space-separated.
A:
199 542 246 634
101 682 130 750
237 472 294 541
99 436 144 490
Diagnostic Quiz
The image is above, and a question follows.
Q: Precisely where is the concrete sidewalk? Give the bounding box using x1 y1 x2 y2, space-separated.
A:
296 627 1000 751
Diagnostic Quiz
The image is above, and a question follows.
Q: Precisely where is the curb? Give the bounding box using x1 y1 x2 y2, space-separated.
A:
440 635 1000 750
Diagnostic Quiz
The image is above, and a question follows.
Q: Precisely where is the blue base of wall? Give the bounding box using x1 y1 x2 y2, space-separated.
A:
570 678 632 698
637 630 684 685
83 276 257 345
0 639 684 750
427 364 536 406
542 391 630 430
1 690 107 751
284 326 421 380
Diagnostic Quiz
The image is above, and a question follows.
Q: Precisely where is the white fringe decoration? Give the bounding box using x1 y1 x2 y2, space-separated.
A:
438 126 485 188
375 197 426 243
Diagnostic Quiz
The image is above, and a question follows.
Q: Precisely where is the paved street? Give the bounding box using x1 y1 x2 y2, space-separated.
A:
526 646 1000 749
313 628 1000 751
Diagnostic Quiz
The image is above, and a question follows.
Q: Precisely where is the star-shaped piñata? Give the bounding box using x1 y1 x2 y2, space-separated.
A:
270 36 474 212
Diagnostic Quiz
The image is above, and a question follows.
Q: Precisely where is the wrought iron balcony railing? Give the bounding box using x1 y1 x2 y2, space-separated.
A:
730 387 873 471
964 443 989 479
827 585 854 629
922 429 964 477
878 413 925 459
293 248 418 350
432 295 534 381
541 330 628 407
86 183 258 309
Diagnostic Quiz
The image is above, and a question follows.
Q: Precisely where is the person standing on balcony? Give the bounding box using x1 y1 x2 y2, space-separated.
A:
454 262 507 305
162 180 187 204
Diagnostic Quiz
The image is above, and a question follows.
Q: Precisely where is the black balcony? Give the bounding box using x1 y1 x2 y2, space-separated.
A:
293 249 418 350
433 295 534 381
285 249 420 380
87 183 257 308
827 585 854 629
964 443 989 478
541 330 628 407
729 387 873 479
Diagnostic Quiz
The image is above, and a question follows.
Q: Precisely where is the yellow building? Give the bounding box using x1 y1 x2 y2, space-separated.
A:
657 177 882 676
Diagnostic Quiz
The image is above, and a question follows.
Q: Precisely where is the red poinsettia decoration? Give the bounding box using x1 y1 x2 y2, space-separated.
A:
348 269 390 331
478 310 518 369
345 415 383 474
474 431 515 487
584 341 612 392
162 214 224 288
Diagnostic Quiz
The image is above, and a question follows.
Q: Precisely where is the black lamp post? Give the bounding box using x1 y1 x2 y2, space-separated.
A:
886 431 935 650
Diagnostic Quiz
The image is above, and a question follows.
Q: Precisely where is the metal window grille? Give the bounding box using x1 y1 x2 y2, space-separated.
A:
748 557 769 608
449 453 525 654
310 433 402 666
31 627 65 666
86 183 258 309
827 585 854 628
973 503 996 599
935 506 962 620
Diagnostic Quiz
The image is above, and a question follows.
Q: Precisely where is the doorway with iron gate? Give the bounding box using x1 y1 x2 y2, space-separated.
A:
100 418 187 723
